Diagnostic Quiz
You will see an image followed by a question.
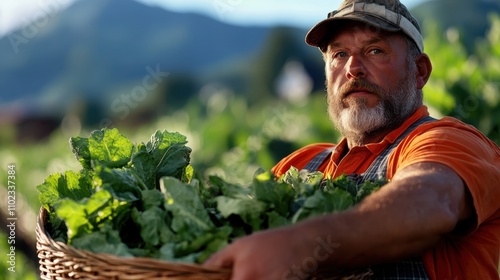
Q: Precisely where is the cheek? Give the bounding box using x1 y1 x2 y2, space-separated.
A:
326 70 344 94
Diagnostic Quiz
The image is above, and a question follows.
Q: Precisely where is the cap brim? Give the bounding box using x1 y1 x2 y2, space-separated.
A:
305 15 401 49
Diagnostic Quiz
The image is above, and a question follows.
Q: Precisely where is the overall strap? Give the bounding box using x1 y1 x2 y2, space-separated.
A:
366 116 435 280
361 115 435 181
302 147 335 172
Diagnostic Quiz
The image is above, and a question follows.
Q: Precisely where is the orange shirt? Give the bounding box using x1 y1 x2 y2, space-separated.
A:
272 106 500 280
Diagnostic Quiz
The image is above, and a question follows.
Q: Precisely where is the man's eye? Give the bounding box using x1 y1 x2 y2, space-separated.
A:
333 52 348 59
369 49 383 55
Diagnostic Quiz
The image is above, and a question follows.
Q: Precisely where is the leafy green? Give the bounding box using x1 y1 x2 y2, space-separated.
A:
70 128 135 169
253 175 295 218
323 174 385 203
69 136 91 169
94 165 143 200
160 177 214 237
291 188 353 224
37 128 387 264
38 128 194 251
131 206 176 247
215 196 267 231
55 188 129 241
71 224 133 257
131 131 192 189
37 170 93 211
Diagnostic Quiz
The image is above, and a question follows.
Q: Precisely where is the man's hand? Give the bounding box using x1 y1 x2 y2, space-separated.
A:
203 227 313 280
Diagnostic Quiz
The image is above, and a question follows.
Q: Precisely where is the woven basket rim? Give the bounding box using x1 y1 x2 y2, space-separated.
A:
36 207 372 280
36 206 231 279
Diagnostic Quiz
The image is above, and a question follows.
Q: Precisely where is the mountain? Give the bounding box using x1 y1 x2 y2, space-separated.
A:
0 0 288 112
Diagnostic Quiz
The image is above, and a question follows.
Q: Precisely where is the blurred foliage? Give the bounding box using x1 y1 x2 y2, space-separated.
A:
411 0 500 52
1 14 500 280
423 14 500 143
0 232 37 280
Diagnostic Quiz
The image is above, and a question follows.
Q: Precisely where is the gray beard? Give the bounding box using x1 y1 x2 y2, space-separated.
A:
327 69 420 145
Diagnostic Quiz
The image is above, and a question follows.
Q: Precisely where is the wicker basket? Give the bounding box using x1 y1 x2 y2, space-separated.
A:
36 207 372 280
36 207 231 280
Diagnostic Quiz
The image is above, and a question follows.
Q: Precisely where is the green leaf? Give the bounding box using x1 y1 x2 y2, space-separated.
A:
291 189 354 223
55 189 109 240
183 164 194 183
279 166 322 197
140 189 166 209
328 188 355 212
70 128 135 170
56 189 128 241
355 179 386 203
324 174 359 197
147 130 192 181
130 131 192 189
130 144 157 189
195 238 228 263
37 170 93 211
162 226 231 263
197 177 222 208
267 211 290 228
69 136 91 169
160 177 214 237
158 243 199 263
93 165 142 201
71 224 133 257
253 178 294 218
174 232 216 257
208 175 252 199
131 207 176 247
280 166 323 188
215 196 267 231
195 226 232 263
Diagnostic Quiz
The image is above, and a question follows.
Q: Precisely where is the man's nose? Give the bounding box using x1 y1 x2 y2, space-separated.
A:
345 55 366 79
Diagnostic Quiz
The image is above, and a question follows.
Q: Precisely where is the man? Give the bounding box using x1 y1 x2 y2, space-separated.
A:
203 0 500 279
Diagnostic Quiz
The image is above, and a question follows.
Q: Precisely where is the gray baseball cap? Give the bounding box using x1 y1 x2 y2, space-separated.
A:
305 0 423 53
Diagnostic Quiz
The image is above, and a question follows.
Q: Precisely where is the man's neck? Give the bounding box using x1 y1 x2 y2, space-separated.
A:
346 131 387 148
345 122 404 148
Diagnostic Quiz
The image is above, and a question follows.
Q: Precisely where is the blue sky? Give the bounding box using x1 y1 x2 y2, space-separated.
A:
0 0 426 37
139 0 425 27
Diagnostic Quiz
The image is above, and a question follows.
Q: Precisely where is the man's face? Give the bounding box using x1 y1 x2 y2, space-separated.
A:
324 22 420 141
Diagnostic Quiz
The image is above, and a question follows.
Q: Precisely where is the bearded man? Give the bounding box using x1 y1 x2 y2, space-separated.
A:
204 1 500 279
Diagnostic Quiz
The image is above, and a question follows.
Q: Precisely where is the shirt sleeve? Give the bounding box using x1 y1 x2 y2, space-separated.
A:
387 118 500 228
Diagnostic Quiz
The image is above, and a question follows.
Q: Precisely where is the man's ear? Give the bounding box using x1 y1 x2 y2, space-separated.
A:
415 53 432 89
